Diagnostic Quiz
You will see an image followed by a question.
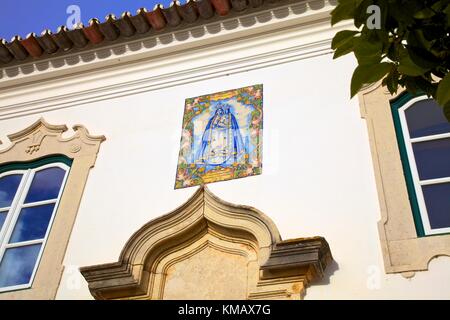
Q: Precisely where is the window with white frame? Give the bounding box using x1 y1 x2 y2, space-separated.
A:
392 95 450 236
0 160 70 292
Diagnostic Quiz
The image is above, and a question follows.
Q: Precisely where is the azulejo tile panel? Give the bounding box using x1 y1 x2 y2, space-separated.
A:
175 84 263 189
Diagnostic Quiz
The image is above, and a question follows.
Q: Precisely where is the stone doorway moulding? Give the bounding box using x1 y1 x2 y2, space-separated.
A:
80 186 333 300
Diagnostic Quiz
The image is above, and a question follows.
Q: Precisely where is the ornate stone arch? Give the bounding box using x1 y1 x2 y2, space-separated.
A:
80 187 332 300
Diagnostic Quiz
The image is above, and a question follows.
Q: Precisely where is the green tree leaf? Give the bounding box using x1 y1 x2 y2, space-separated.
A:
382 67 400 94
333 37 355 59
353 34 383 65
437 72 450 106
407 46 440 69
354 0 373 28
332 30 359 49
414 8 436 19
414 76 438 97
330 0 450 121
331 0 363 25
398 54 429 76
432 1 449 12
351 63 392 97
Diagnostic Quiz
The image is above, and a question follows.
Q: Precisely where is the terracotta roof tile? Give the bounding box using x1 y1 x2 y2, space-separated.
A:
231 0 249 11
8 36 28 60
130 9 152 34
82 19 104 44
0 39 14 63
68 25 89 48
116 12 137 37
162 3 182 27
196 0 215 19
99 15 120 41
0 0 279 65
37 30 59 54
210 0 231 16
176 0 199 23
52 26 73 51
145 5 167 30
21 33 43 58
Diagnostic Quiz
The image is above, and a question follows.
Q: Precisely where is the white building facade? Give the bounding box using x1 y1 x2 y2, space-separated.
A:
0 0 449 299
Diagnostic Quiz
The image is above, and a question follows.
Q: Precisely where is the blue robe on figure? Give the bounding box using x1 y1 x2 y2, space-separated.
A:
196 103 246 167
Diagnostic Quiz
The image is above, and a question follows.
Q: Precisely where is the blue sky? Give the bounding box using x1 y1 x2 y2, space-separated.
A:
0 0 172 40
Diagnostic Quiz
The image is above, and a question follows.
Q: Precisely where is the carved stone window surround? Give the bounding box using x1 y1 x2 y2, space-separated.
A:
0 118 105 299
359 83 450 278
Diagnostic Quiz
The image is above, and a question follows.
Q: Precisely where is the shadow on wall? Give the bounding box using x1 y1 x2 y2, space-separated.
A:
313 259 339 286
1 0 333 79
427 254 450 272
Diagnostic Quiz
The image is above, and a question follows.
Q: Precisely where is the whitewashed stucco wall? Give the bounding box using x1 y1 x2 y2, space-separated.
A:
1 2 449 300
2 53 449 299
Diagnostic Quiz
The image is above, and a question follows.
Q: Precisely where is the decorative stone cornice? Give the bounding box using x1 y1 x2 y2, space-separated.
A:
6 118 67 142
80 186 332 300
0 117 105 163
261 237 331 282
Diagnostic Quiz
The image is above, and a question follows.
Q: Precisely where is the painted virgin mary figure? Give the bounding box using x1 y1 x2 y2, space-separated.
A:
196 103 246 166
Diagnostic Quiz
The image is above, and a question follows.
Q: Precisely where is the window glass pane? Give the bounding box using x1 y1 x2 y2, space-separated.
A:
0 211 6 231
405 99 450 138
24 167 65 203
412 138 450 180
422 183 450 230
9 204 55 243
0 174 22 208
0 244 41 288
